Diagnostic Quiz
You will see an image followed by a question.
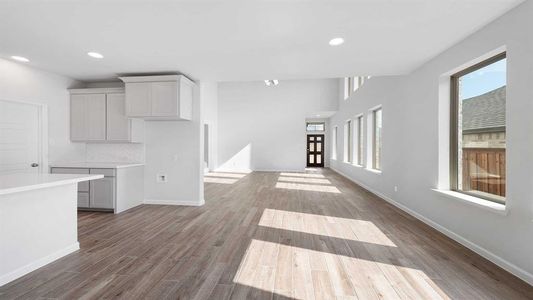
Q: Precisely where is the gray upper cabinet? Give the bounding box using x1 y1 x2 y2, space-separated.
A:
70 93 106 141
124 82 151 117
120 75 194 120
69 88 144 143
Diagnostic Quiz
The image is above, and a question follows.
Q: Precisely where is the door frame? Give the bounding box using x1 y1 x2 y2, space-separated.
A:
306 134 325 168
0 99 47 173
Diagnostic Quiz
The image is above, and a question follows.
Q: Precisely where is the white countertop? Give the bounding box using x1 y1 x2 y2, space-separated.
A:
0 173 104 195
49 162 145 169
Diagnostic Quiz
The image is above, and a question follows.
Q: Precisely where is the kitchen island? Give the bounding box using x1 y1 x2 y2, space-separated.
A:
50 162 144 213
0 173 103 286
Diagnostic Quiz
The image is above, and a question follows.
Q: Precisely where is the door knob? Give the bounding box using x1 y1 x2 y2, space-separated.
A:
31 163 39 167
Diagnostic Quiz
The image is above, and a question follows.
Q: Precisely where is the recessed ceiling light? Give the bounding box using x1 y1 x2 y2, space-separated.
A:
11 56 29 62
329 37 344 46
87 52 104 59
264 80 279 86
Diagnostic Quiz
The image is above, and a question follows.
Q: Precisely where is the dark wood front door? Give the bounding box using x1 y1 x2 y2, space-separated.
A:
307 134 324 167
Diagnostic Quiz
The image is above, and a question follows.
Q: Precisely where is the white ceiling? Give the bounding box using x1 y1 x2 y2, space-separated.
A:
0 0 523 82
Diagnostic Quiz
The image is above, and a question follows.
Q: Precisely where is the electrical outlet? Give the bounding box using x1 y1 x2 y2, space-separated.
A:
394 186 398 192
157 174 168 183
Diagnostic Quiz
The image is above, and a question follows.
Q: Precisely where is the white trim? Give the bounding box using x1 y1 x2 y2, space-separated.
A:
432 189 507 215
144 199 205 206
368 103 382 112
68 87 124 94
365 168 382 174
0 242 79 287
330 167 533 286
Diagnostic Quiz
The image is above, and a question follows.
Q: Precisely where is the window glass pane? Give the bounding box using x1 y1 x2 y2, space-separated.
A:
373 109 382 170
316 136 322 141
317 142 322 152
309 155 314 164
332 127 338 160
357 116 364 165
306 122 325 132
457 56 506 202
310 143 315 151
317 154 322 164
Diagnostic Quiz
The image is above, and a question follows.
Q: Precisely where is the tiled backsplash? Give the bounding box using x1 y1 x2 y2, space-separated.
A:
86 143 145 163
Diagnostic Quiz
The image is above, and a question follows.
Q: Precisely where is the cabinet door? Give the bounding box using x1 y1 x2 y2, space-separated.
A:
178 80 193 120
106 93 130 141
125 82 151 117
151 81 177 117
78 192 90 208
70 95 87 141
89 177 115 209
85 94 106 141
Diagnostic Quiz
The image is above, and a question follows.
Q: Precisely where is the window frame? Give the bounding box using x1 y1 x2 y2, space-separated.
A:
332 126 338 160
449 51 507 204
306 122 325 132
344 77 351 100
372 107 383 171
344 120 352 163
356 115 364 166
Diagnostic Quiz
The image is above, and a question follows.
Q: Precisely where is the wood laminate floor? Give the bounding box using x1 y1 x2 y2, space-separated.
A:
1 169 532 299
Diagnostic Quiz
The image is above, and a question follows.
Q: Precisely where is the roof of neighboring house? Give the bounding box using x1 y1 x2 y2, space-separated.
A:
462 86 506 132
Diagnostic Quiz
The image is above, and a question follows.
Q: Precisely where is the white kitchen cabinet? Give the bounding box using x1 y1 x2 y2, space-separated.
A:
90 177 115 209
70 93 106 141
124 82 151 117
69 88 144 143
50 164 144 213
120 75 194 120
78 192 90 208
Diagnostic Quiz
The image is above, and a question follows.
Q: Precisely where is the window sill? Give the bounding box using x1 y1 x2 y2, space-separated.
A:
365 168 382 174
351 163 364 168
431 189 507 215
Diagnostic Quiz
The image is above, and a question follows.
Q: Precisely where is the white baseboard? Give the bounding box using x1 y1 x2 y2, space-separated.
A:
330 167 533 286
0 242 79 287
144 199 205 206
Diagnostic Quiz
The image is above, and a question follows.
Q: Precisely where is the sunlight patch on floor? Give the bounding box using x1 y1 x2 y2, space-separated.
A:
204 177 239 184
234 239 446 299
275 182 341 193
205 172 247 178
259 208 396 247
280 172 325 178
277 176 331 184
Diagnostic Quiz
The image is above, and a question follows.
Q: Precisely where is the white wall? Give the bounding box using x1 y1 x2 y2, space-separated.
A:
201 82 218 171
144 83 204 206
218 79 338 172
0 58 85 167
329 1 533 285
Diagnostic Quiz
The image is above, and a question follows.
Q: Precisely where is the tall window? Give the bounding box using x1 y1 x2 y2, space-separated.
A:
356 115 364 165
344 120 352 163
451 52 506 203
332 126 338 160
372 108 383 170
344 77 351 100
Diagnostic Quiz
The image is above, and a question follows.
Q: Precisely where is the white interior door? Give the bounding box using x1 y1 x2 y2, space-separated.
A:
0 100 41 174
